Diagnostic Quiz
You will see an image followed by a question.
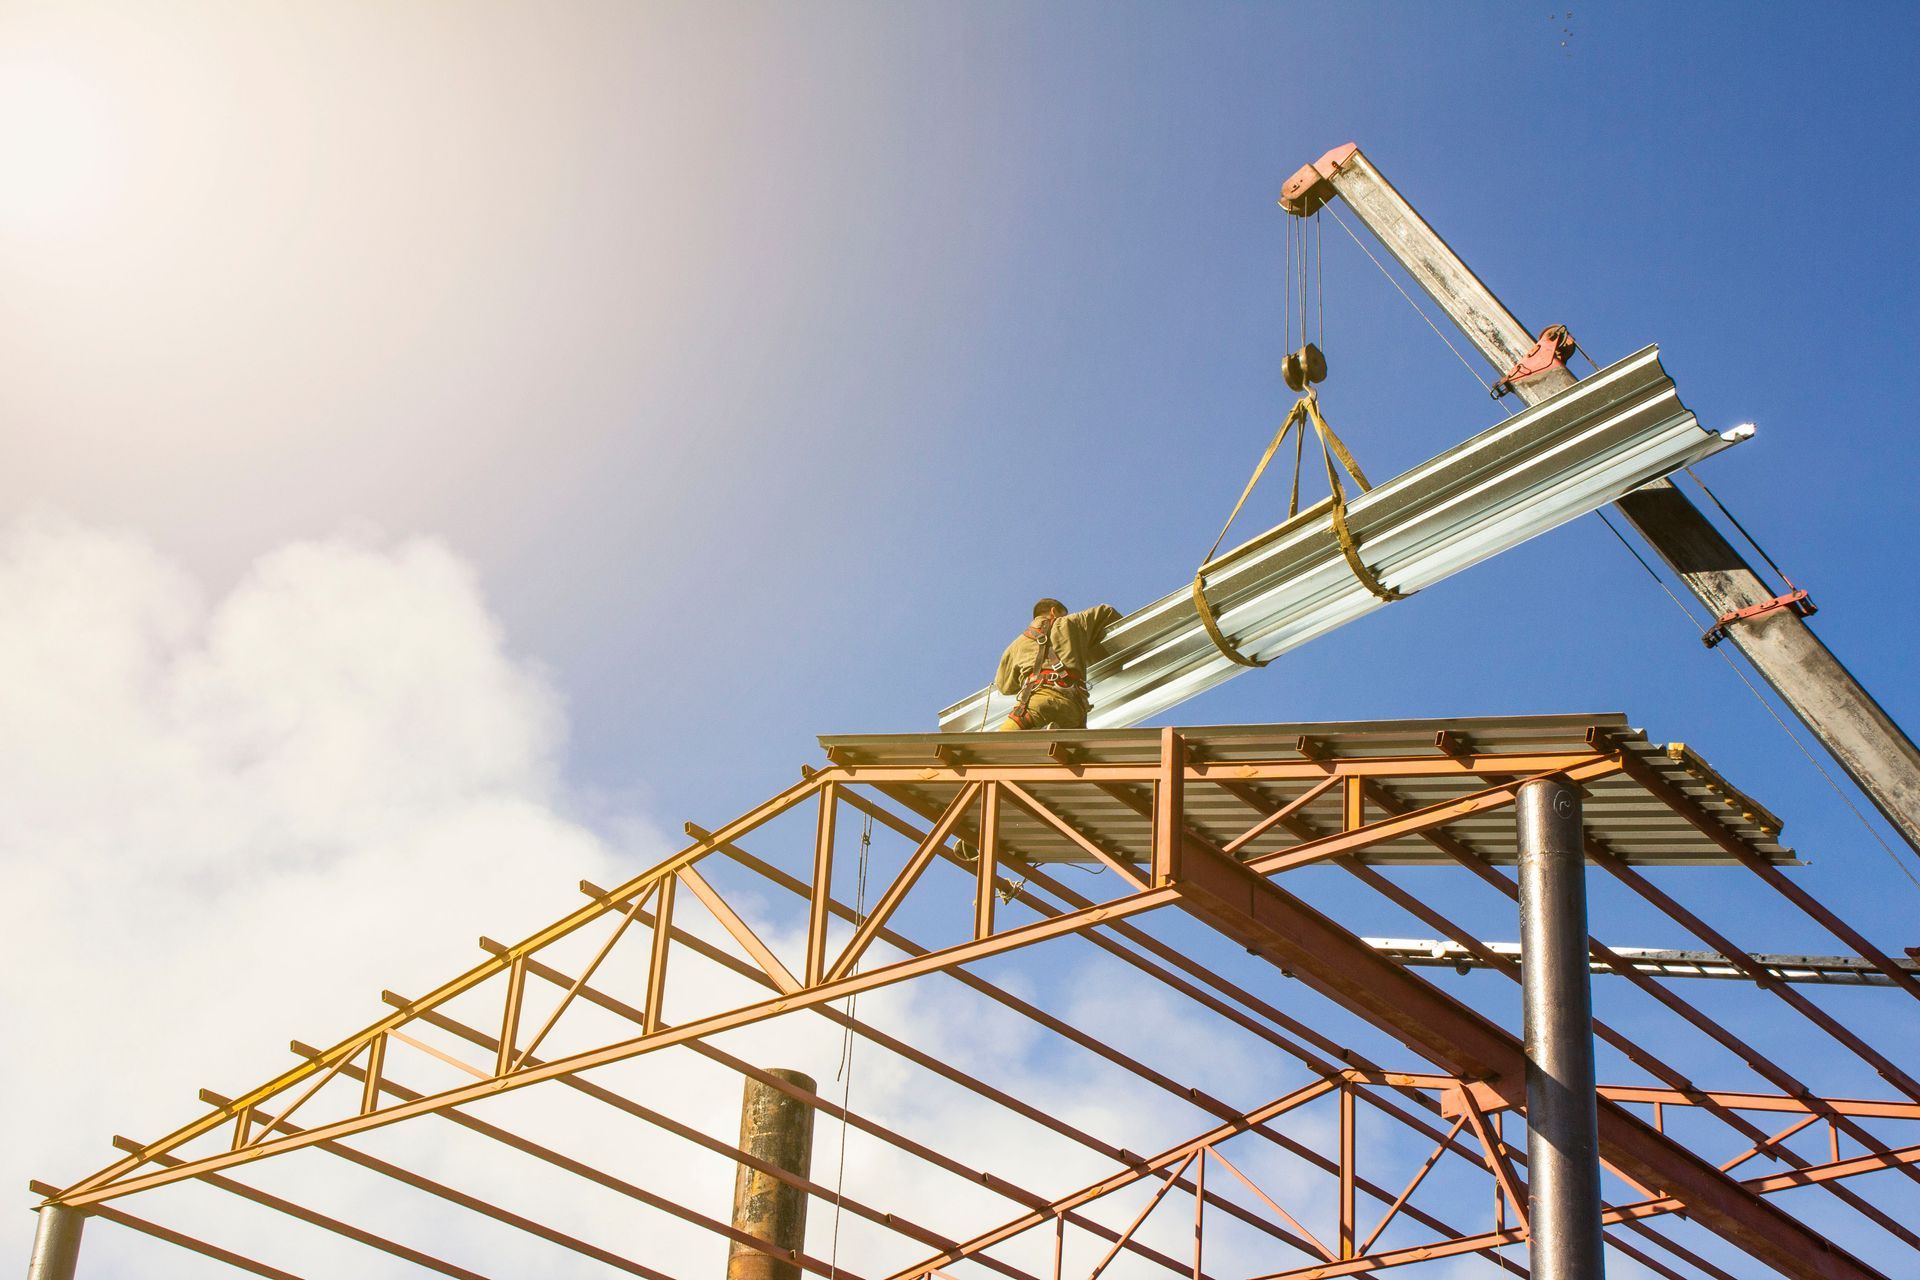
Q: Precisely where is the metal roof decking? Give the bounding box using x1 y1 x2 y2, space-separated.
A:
939 347 1748 732
823 714 1797 867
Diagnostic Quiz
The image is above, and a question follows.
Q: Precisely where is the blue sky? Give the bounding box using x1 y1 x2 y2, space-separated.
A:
5 2 1919 1275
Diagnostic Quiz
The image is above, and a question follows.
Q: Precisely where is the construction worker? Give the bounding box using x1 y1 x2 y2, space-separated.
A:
995 598 1122 731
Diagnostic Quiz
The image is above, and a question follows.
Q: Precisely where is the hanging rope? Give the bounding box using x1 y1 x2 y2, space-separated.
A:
827 812 873 1278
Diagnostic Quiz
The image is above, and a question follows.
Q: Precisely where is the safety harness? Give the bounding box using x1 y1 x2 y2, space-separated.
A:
1006 618 1088 729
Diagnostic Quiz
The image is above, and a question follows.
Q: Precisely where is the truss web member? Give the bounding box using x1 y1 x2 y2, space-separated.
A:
994 598 1122 730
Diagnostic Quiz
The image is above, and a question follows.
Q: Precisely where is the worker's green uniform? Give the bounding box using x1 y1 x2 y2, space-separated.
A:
994 604 1122 731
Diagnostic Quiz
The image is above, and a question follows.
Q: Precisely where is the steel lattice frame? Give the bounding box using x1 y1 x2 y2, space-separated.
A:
32 718 1920 1280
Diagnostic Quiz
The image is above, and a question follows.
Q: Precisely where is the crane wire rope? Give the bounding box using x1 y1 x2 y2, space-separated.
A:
1593 509 1920 898
1196 215 1413 667
1319 193 1916 895
1324 203 1517 416
827 811 874 1277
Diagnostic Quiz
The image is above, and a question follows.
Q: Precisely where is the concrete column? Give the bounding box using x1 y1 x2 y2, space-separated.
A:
26 1204 84 1280
727 1069 816 1280
1517 776 1605 1280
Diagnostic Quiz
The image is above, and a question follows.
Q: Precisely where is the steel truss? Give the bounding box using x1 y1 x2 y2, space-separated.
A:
33 720 1920 1280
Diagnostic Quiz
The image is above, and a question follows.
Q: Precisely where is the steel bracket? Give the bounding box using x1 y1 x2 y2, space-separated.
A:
1279 142 1359 216
1702 589 1817 649
1491 324 1576 399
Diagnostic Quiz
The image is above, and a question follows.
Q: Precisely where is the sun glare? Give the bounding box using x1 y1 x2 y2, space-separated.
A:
0 54 123 239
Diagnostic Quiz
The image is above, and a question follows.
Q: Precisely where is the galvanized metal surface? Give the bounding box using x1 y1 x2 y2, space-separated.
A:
939 347 1746 733
1517 778 1606 1280
828 714 1795 867
1367 938 1919 986
26 1205 83 1280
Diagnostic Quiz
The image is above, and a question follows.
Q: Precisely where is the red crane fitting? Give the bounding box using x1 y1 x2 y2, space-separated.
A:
1491 324 1576 399
1279 142 1359 216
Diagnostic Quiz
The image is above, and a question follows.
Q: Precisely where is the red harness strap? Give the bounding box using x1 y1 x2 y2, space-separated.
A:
1008 620 1087 728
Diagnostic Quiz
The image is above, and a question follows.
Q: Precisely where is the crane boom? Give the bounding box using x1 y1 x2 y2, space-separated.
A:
1286 143 1920 856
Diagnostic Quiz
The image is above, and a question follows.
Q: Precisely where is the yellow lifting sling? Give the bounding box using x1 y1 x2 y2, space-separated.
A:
1192 391 1409 669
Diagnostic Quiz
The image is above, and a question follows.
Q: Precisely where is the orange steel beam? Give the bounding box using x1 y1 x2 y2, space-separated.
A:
57 877 1178 1208
695 852 1331 1264
505 941 1223 1280
28 1181 302 1280
1607 742 1920 1000
1321 771 1920 1214
1592 1086 1920 1121
116 1144 492 1280
299 1044 886 1280
186 1098 674 1279
888 1079 1340 1280
838 783 1545 1276
1245 1140 1920 1280
1162 819 1887 1280
390 1004 1038 1280
1589 842 1920 1105
1241 757 1619 875
871 772 1879 1280
727 789 1543 1268
51 769 829 1204
827 751 1613 787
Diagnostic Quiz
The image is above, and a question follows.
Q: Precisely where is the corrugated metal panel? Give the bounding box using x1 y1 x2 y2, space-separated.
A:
818 715 1798 867
939 346 1746 732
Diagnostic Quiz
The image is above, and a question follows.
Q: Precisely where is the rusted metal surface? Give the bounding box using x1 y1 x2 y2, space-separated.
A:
729 1071 817 1280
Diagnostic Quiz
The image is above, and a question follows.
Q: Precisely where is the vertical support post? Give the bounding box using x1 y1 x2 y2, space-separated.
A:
1191 1148 1206 1280
644 873 677 1034
361 1033 387 1114
1342 775 1364 832
974 782 1000 941
1517 776 1605 1280
1153 728 1185 886
1338 1084 1356 1258
27 1204 84 1280
496 955 527 1076
727 1069 817 1280
806 784 838 985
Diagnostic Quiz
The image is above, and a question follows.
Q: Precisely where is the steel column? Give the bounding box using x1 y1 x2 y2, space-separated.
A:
26 1204 84 1280
728 1070 817 1280
1518 777 1604 1280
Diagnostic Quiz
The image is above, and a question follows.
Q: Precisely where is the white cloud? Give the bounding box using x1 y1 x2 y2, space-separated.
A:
0 515 641 1273
0 514 1349 1279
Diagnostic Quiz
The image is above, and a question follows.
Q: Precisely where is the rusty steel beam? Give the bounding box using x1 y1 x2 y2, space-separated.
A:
1242 1138 1920 1280
27 1182 299 1280
1159 816 1885 1280
112 1142 490 1280
517 911 1224 1279
838 783 1542 1277
49 771 831 1206
192 1094 675 1279
728 1071 817 1280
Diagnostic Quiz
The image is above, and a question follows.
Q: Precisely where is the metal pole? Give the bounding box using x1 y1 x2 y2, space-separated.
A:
727 1068 816 1280
26 1204 84 1280
1517 777 1605 1280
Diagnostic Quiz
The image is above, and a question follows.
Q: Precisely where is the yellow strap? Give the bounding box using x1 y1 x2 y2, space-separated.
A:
1191 574 1270 668
1308 398 1408 603
1303 392 1374 490
1204 400 1308 564
1190 393 1407 672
